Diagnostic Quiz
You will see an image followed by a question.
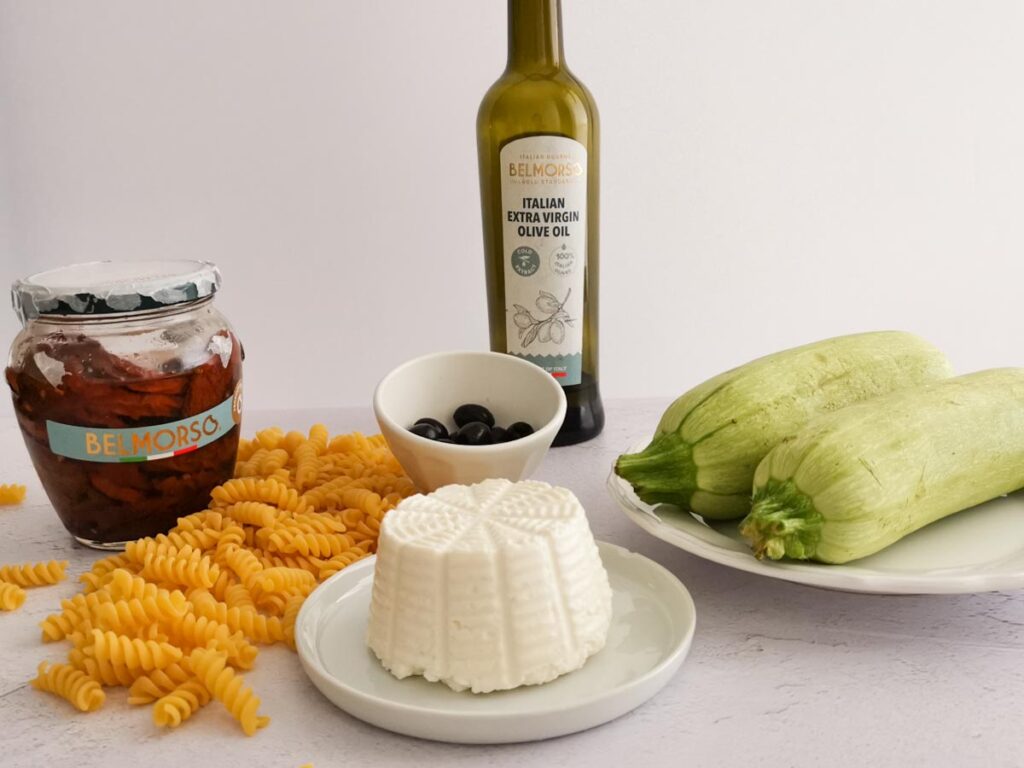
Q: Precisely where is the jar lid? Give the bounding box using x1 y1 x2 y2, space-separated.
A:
12 260 221 323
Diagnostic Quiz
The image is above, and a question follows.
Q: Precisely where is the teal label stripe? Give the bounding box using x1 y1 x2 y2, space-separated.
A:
515 352 582 387
46 392 237 463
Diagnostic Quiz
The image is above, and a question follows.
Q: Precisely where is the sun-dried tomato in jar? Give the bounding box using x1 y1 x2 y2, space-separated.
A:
6 261 243 549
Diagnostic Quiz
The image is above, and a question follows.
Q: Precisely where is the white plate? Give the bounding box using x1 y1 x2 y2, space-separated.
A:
609 436 1024 595
295 540 695 744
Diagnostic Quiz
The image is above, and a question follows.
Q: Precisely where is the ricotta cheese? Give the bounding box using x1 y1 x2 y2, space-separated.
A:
366 478 613 693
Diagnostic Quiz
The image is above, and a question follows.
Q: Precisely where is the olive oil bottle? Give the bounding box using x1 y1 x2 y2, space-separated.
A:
477 0 604 446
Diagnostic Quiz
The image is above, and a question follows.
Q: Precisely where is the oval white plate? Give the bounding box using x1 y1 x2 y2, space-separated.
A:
295 540 695 744
609 436 1024 595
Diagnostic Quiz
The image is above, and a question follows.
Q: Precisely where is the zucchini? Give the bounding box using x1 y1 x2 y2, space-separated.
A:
740 368 1024 563
614 332 952 520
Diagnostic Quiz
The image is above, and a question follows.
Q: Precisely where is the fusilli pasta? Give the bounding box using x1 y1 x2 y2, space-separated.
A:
140 548 220 589
127 662 193 705
0 580 26 611
0 560 68 587
27 425 416 738
32 661 105 712
84 629 183 673
189 647 269 736
0 483 26 505
153 678 210 728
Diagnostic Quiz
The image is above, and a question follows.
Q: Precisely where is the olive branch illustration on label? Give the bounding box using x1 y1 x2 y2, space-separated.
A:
512 289 576 348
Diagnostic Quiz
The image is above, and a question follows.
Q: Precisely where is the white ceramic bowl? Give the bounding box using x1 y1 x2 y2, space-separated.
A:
373 350 567 492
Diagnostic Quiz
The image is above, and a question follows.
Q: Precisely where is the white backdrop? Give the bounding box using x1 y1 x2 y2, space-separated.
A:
1 1 1021 420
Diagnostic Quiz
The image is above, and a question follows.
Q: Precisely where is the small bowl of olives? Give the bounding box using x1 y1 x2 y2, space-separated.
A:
410 404 535 446
373 350 567 492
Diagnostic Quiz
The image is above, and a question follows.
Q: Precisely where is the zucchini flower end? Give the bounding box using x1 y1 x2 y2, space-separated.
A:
740 481 823 561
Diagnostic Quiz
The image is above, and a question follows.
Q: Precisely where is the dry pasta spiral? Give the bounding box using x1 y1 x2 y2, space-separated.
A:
223 583 255 610
282 594 305 650
0 581 26 611
85 553 135 578
257 553 321 574
189 648 269 736
85 629 183 673
256 567 316 594
209 567 238 602
40 610 81 642
152 679 211 728
271 430 300 455
127 662 193 705
211 478 308 514
316 549 373 580
307 424 329 454
223 546 264 586
125 537 185 564
300 475 356 510
106 569 190 610
0 483 26 505
92 596 188 635
286 512 347 535
40 591 114 642
254 427 284 451
241 448 289 477
32 661 105 712
157 528 223 552
189 589 285 644
68 646 136 687
263 529 354 558
78 571 112 593
170 613 258 669
214 525 246 554
253 586 308 616
292 443 320 491
0 560 68 587
235 448 268 477
223 501 281 528
173 510 228 533
339 488 382 515
141 548 220 589
78 554 140 593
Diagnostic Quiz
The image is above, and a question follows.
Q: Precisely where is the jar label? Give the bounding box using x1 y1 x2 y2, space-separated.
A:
46 383 242 463
500 135 586 387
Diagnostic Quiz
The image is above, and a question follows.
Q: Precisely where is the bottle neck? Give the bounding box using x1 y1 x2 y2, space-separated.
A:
507 0 564 73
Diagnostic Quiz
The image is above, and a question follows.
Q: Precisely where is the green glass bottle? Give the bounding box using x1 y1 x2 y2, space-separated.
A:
477 0 604 446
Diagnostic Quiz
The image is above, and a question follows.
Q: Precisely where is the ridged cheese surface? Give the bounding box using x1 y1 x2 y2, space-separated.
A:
366 478 613 693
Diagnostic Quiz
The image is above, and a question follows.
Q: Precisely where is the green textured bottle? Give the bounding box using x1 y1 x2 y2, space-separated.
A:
477 0 604 446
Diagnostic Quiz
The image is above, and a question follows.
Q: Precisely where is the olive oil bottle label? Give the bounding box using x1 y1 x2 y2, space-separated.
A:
500 135 586 386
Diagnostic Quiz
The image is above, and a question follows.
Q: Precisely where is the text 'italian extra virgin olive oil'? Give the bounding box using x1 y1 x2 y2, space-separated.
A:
477 0 604 446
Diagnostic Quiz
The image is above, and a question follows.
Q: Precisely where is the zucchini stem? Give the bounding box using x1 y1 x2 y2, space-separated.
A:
740 480 823 561
614 432 698 509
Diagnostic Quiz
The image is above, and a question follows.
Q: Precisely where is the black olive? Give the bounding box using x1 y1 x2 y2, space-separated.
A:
506 421 535 440
437 437 455 444
490 426 508 443
455 421 493 445
409 422 442 440
453 403 495 428
414 417 449 439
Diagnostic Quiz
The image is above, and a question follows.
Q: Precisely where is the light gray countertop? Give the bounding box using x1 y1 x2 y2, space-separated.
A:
0 402 1022 768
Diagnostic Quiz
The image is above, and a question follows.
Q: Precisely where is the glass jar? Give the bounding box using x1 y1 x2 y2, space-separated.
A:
5 260 243 549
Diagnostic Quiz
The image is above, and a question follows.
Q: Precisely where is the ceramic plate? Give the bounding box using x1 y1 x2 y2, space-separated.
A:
295 540 695 744
608 436 1024 595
